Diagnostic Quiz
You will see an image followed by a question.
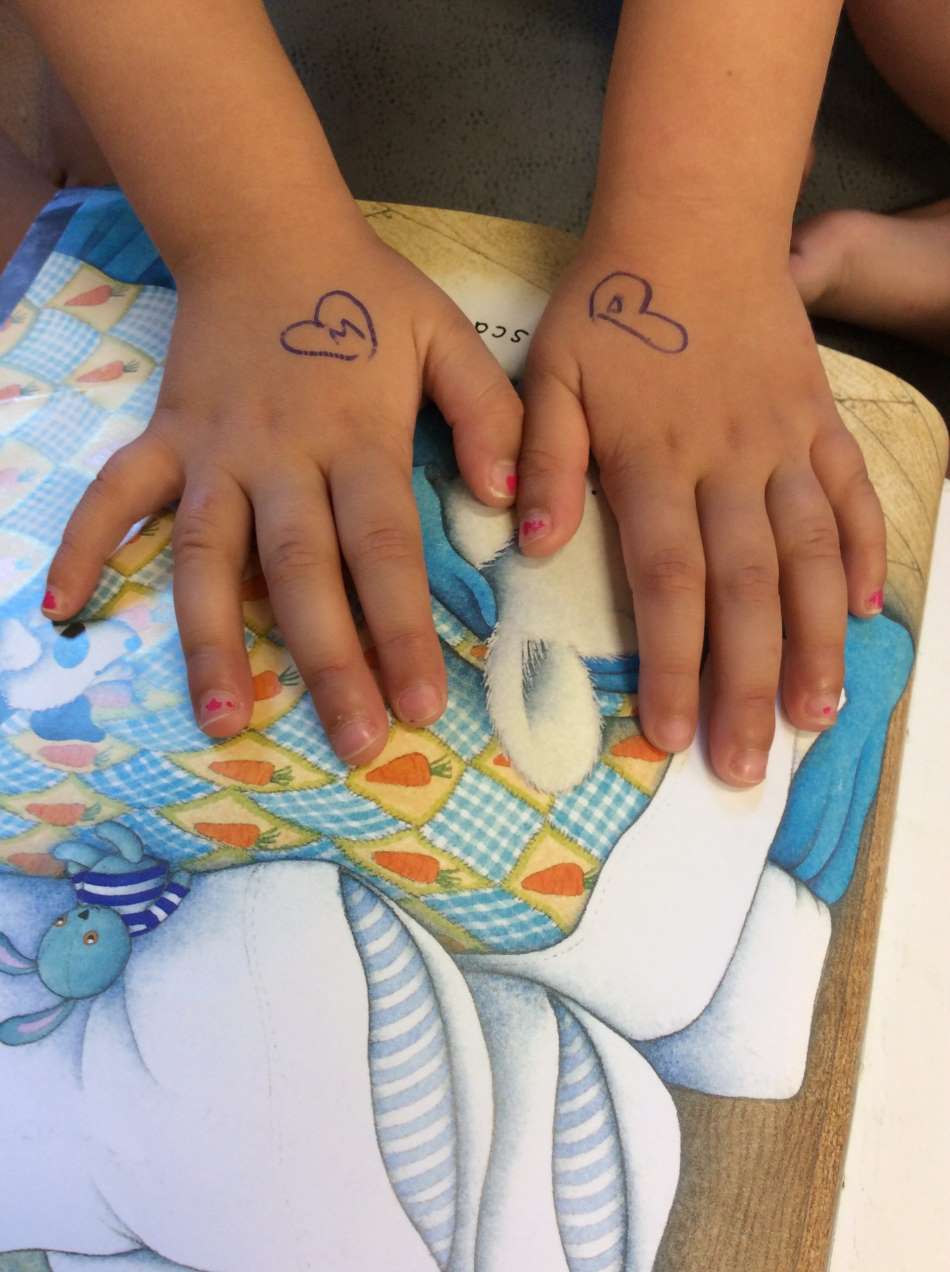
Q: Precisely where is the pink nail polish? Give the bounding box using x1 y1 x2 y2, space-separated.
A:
41 588 57 613
520 512 550 546
866 588 884 612
805 695 838 724
490 461 518 501
199 692 238 727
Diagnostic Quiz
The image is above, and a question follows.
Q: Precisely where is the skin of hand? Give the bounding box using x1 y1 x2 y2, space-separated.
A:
42 222 522 765
516 0 886 788
518 227 886 787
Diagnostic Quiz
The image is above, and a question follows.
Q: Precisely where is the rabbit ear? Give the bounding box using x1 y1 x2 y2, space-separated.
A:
0 998 76 1045
0 932 36 975
486 628 603 794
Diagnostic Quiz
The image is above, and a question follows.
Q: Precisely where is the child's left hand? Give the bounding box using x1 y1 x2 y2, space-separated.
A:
516 234 886 787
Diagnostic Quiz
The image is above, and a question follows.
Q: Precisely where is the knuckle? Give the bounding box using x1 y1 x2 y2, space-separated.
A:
348 523 418 570
717 560 778 604
731 689 779 719
173 498 227 563
91 448 132 497
300 655 362 697
517 440 572 482
786 516 841 562
262 531 330 589
372 626 437 665
638 549 705 597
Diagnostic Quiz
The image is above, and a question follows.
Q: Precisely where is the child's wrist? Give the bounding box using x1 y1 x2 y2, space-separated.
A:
166 181 372 286
584 187 793 277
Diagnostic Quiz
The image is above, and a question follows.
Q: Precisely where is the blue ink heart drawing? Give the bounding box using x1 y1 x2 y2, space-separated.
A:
589 271 688 354
280 289 379 361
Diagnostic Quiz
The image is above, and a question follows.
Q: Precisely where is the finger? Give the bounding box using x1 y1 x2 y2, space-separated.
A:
698 480 782 786
766 463 847 730
425 311 524 506
254 467 389 765
516 368 590 556
331 445 446 727
811 422 887 616
602 464 705 752
43 432 181 619
172 473 255 738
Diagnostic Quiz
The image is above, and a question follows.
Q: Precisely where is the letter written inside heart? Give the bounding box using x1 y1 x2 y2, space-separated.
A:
279 289 378 361
588 271 688 354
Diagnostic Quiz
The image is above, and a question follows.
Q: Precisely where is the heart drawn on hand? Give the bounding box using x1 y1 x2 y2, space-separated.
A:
279 289 378 362
588 271 688 354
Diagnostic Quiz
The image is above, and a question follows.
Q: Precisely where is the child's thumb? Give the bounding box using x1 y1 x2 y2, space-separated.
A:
423 318 523 507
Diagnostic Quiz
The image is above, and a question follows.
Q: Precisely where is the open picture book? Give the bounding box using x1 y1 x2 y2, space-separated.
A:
0 190 946 1272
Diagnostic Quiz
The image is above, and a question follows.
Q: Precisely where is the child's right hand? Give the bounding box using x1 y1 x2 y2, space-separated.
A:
42 221 523 764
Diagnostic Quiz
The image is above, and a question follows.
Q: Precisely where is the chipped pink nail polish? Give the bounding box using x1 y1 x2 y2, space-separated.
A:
199 692 237 727
41 588 57 613
520 512 550 546
490 461 518 501
805 694 838 724
866 588 884 612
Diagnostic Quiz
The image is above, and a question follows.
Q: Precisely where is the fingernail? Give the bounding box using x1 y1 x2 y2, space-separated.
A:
804 695 838 725
396 682 443 724
730 749 768 784
658 715 693 751
490 461 518 500
866 588 884 613
198 691 239 727
332 716 379 761
519 511 550 547
41 587 59 614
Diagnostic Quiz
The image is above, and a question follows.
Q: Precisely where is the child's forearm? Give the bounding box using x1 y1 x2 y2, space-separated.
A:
17 0 364 273
589 0 843 260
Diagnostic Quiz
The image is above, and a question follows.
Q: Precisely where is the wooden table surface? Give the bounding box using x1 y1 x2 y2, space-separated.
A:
359 199 948 1272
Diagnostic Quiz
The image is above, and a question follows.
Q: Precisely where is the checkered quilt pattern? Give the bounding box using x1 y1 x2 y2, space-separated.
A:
0 190 668 954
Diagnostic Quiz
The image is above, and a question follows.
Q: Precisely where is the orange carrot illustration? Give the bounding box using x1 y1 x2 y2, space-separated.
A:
75 359 139 384
0 382 36 401
25 801 101 827
521 862 593 897
209 759 291 786
470 644 489 660
610 733 668 762
38 743 98 768
65 283 126 307
194 821 278 848
366 752 452 786
240 572 269 601
252 666 300 700
492 753 512 768
372 850 459 887
8 852 63 877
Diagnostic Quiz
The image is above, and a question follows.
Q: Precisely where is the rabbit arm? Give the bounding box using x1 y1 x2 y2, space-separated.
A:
92 821 145 863
53 840 106 869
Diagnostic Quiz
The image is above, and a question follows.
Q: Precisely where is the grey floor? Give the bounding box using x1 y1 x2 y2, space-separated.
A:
268 1 950 421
